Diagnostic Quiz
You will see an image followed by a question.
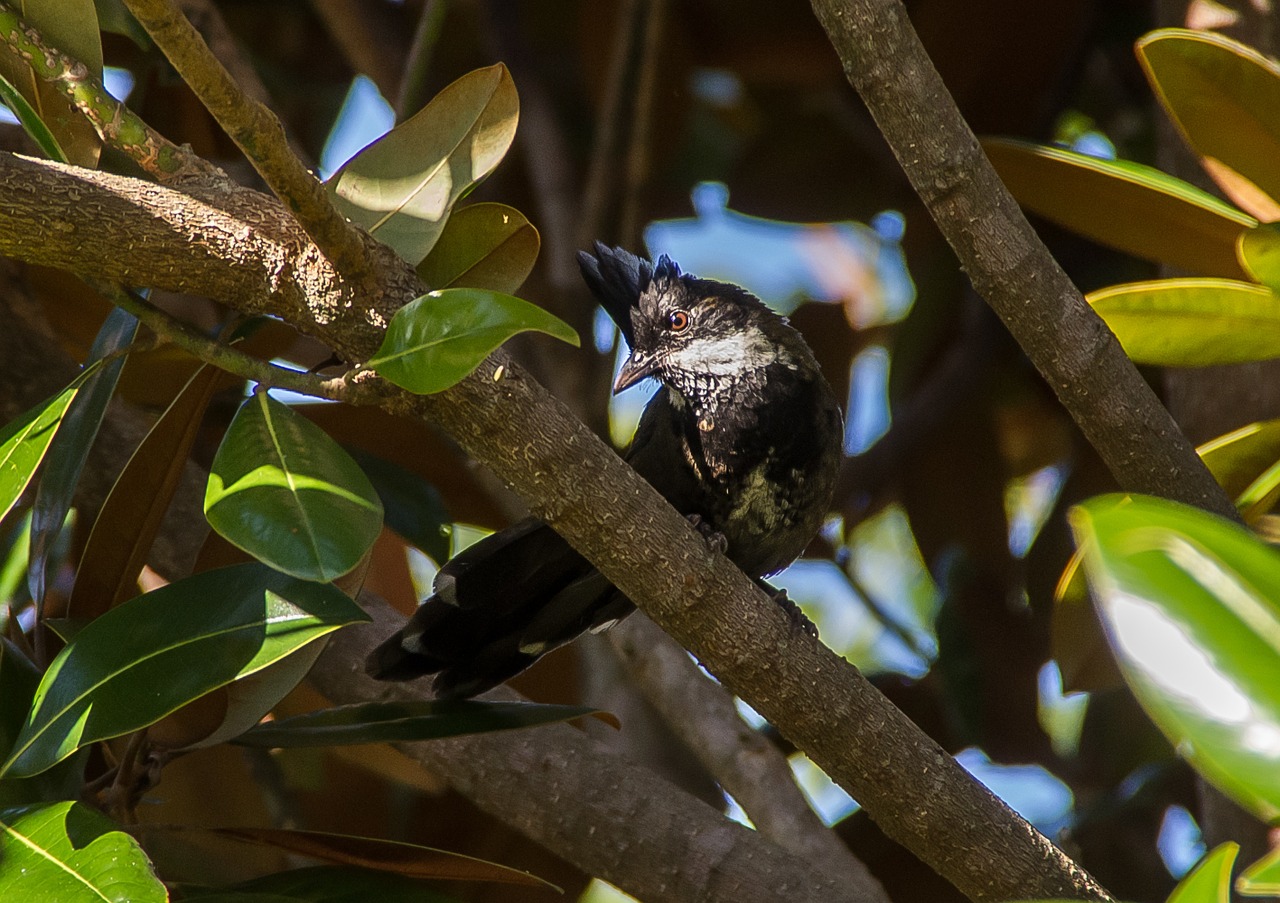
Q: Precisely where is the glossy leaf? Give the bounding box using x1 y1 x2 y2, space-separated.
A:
367 289 579 394
1198 418 1280 503
235 699 604 748
0 382 80 527
1237 840 1280 895
326 64 518 265
193 827 555 887
0 0 104 168
0 639 85 806
92 0 149 48
70 363 220 619
0 563 368 778
1238 222 1280 294
1071 494 1280 821
1087 278 1280 366
345 447 450 562
0 70 66 161
29 306 138 606
190 866 461 903
416 202 540 293
1169 843 1236 903
984 138 1254 279
0 801 164 902
205 391 384 582
1139 30 1280 220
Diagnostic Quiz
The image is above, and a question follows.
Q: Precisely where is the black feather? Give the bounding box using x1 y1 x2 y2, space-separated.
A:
368 246 844 698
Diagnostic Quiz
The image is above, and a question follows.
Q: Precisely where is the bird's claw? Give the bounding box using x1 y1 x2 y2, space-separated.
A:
686 513 729 555
765 585 818 639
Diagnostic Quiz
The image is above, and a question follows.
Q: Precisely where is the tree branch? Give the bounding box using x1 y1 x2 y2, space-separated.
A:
808 0 1237 523
0 149 1110 901
607 614 887 899
310 598 876 903
121 0 369 276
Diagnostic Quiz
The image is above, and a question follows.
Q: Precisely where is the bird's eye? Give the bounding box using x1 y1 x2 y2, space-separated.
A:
668 310 690 332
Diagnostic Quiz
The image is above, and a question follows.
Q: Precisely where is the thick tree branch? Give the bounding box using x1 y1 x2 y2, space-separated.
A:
808 0 1237 523
121 0 369 276
311 598 875 903
0 150 1108 902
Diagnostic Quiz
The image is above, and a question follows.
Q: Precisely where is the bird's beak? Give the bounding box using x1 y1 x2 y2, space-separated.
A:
614 351 656 394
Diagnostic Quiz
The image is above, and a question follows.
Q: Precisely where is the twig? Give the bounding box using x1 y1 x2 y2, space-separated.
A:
104 285 363 403
608 613 888 900
121 0 370 277
0 2 214 181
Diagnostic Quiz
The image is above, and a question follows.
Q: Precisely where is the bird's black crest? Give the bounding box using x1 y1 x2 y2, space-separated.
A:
577 243 686 346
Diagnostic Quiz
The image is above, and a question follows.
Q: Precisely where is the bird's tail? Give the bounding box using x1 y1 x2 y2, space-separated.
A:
366 518 631 698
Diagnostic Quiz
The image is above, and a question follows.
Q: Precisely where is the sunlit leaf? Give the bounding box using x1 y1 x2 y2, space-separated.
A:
0 563 368 777
186 866 461 903
0 801 164 902
1139 29 1280 220
0 0 104 168
0 639 85 806
417 202 540 293
70 363 220 619
235 699 607 748
984 138 1254 279
0 382 80 528
1237 222 1280 294
326 64 518 265
205 391 384 582
1071 494 1280 821
1198 419 1280 503
1169 843 1236 903
182 827 556 887
1238 840 1280 895
29 306 138 606
1087 278 1280 366
367 289 579 395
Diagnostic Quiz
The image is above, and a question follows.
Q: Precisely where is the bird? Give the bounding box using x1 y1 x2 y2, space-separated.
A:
367 244 844 698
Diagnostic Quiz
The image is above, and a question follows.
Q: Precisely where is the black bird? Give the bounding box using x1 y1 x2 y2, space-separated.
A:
367 245 844 698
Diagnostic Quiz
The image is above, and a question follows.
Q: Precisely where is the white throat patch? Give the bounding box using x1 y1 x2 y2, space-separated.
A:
665 327 788 379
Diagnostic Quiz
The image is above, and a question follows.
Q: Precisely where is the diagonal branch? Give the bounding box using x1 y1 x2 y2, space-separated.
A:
121 0 369 277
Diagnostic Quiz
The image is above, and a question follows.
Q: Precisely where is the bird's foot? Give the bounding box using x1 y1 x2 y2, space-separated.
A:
685 513 729 555
761 583 818 639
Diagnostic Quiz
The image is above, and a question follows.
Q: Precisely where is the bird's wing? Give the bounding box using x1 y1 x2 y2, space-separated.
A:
576 242 651 346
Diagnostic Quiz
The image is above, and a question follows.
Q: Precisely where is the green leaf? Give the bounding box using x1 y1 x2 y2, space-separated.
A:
0 801 165 902
344 447 451 562
416 202 540 293
367 289 579 395
0 563 368 778
1237 222 1280 293
0 70 66 161
326 64 519 265
92 0 150 48
205 392 384 582
1139 29 1280 220
1237 841 1280 895
1198 419 1280 503
189 866 462 903
234 699 603 748
1087 278 1280 366
0 639 85 806
984 138 1255 279
0 382 80 528
1169 843 1236 903
0 0 104 168
1071 494 1280 821
29 307 138 606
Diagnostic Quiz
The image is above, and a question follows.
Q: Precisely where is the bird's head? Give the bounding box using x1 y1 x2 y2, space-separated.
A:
614 256 803 403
